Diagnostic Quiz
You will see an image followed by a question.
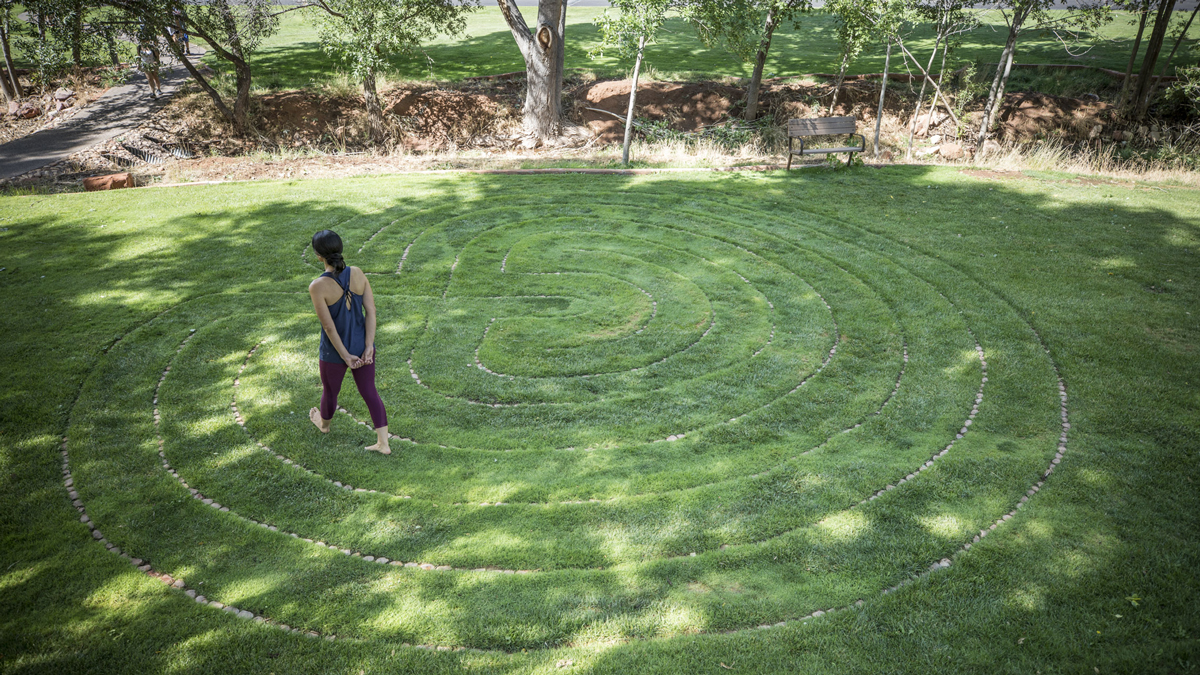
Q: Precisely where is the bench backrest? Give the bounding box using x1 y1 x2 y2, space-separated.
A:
788 116 857 137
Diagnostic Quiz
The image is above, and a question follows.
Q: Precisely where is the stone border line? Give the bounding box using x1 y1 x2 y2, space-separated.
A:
214 337 547 574
61 437 497 651
63 212 1076 652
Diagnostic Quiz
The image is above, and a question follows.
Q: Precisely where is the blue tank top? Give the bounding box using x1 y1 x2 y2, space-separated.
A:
318 266 367 365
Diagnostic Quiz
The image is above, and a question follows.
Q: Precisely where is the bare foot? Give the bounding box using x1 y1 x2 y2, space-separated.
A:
309 407 330 433
365 442 391 455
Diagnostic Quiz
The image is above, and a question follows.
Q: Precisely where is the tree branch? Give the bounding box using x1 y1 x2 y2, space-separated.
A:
497 0 532 57
895 38 962 129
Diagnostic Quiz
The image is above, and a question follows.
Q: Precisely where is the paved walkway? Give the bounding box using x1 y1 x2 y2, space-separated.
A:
0 51 203 182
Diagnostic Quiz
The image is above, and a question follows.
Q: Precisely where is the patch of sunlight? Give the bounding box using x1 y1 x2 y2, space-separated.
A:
1075 467 1114 489
73 288 181 309
1164 227 1199 248
0 559 47 593
438 529 528 557
919 513 965 539
1004 586 1046 612
655 604 704 634
1023 518 1055 540
212 445 258 469
942 348 982 378
165 629 226 675
816 510 868 542
464 482 527 504
1097 256 1137 269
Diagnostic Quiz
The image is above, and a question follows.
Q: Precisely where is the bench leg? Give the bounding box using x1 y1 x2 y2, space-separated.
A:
787 138 793 171
846 152 852 168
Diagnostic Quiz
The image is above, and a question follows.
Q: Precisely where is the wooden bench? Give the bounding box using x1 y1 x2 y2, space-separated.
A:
786 116 865 169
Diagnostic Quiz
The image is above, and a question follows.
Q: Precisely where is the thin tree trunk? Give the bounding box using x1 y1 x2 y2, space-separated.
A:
103 27 119 67
976 8 1028 147
498 0 567 141
622 33 645 165
1130 0 1176 119
71 0 83 66
874 39 891 158
363 69 384 144
1118 2 1150 109
744 5 778 122
1150 3 1198 91
1 15 20 102
828 51 851 114
232 59 252 133
161 26 238 127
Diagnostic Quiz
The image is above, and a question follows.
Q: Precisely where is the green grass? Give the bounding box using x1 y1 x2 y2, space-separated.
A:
1 166 1198 673
242 7 1171 90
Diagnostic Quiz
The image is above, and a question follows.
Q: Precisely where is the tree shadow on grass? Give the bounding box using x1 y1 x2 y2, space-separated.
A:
2 166 1198 671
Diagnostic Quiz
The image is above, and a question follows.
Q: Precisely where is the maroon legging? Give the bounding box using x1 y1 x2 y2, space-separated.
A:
319 359 387 429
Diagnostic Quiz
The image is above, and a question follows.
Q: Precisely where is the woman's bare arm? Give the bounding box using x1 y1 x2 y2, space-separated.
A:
310 279 362 367
360 270 377 364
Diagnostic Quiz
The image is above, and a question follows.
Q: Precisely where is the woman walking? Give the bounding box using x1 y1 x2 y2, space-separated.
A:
138 41 163 99
308 230 390 454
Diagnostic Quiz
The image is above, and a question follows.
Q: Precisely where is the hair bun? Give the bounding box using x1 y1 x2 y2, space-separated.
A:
311 230 347 273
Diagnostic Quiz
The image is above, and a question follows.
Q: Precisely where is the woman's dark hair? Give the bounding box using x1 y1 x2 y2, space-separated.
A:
312 230 345 273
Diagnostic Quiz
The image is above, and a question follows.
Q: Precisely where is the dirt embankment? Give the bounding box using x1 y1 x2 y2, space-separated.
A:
10 72 1184 188
146 75 1141 157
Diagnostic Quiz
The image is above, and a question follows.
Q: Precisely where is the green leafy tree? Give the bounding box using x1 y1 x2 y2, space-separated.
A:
825 0 878 113
900 0 977 153
593 0 672 163
110 0 281 133
308 0 476 143
975 0 1110 146
682 0 811 121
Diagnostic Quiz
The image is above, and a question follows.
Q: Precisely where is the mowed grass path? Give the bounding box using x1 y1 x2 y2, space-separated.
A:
246 7 1157 89
1 167 1198 673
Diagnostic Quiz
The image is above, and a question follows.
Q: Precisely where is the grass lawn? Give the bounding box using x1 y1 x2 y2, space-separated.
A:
244 7 1164 90
0 166 1197 673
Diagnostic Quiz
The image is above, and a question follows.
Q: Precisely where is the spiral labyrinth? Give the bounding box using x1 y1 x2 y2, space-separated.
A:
64 184 1070 650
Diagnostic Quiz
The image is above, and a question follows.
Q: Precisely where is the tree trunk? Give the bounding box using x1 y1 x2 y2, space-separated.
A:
1118 2 1150 109
103 27 119 67
232 59 252 133
1130 0 1176 119
828 51 851 115
363 69 385 144
1 14 20 102
976 8 1028 147
874 39 891 158
744 5 778 122
1151 3 1198 91
71 0 83 66
622 33 646 165
498 0 567 141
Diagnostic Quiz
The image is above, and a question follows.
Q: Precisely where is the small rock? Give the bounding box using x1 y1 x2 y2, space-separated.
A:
939 142 964 160
237 610 254 620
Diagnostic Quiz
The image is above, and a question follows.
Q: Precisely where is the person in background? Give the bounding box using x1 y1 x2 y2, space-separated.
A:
172 7 191 55
138 41 163 99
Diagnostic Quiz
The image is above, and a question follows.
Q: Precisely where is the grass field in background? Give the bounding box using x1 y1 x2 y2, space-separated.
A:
1 166 1197 673
241 7 1164 90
